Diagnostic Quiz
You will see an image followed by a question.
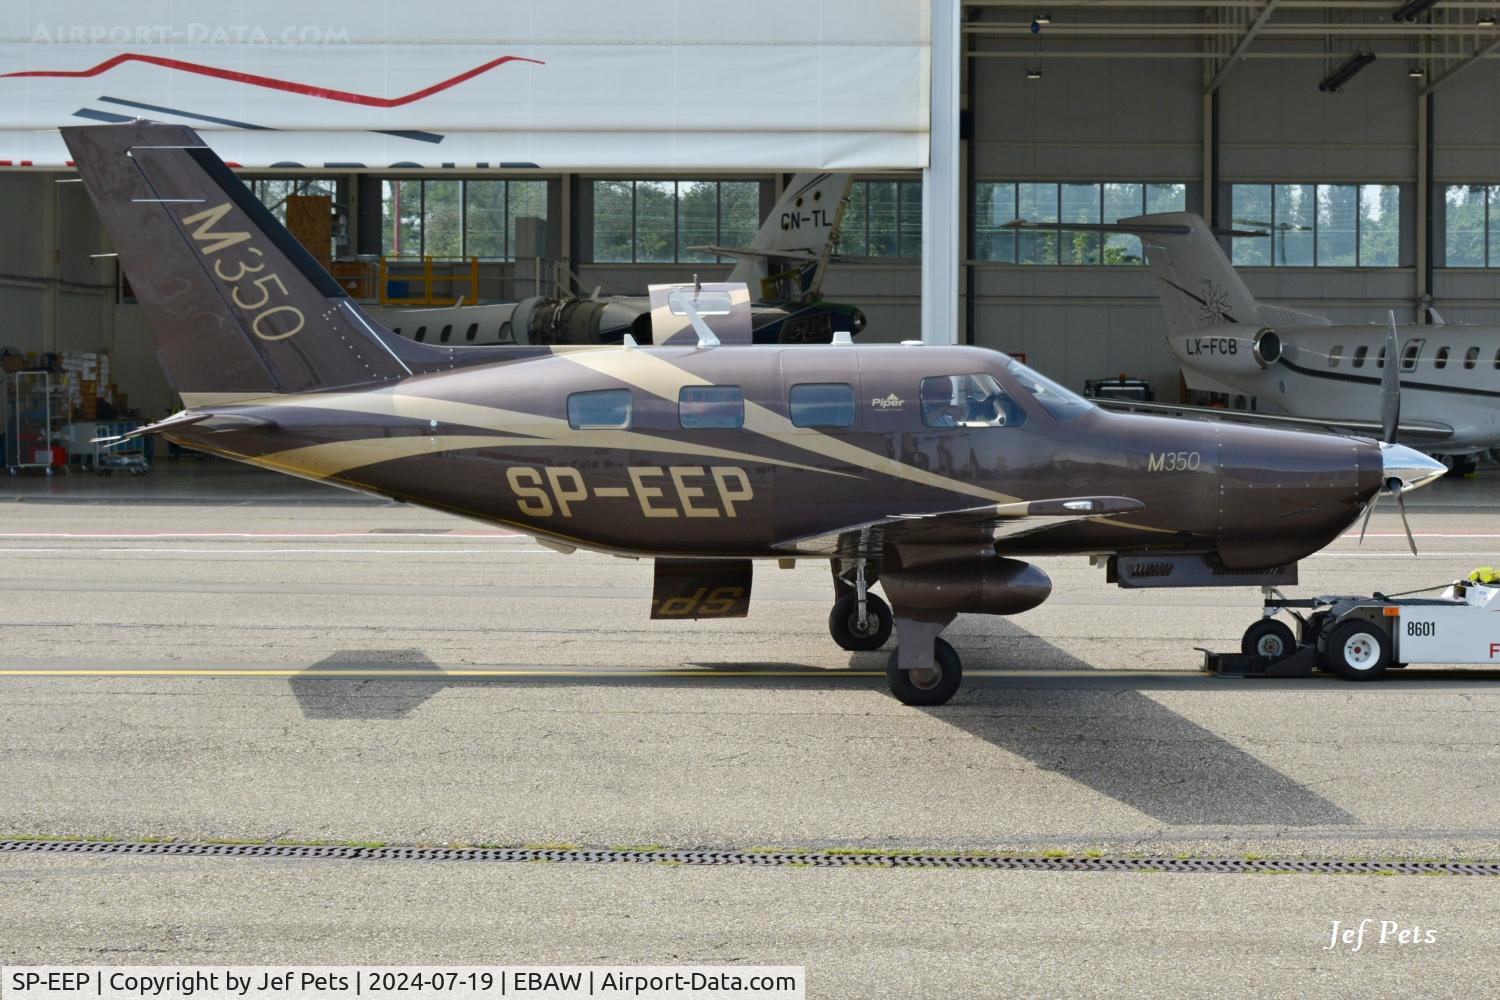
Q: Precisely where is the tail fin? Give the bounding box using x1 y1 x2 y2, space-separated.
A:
725 172 850 289
1119 212 1265 335
63 122 429 405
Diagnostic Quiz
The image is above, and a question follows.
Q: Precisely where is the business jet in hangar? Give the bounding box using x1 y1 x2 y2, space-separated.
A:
66 123 1444 705
1112 213 1500 474
367 172 867 348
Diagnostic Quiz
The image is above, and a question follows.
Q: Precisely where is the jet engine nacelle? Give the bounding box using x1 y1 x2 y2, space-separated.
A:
1167 325 1282 374
880 557 1053 617
509 296 642 345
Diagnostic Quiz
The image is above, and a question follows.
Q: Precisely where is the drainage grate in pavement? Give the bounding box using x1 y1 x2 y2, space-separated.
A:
1 841 1496 875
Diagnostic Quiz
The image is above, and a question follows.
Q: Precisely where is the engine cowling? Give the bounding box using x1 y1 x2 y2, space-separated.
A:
880 557 1052 617
1167 325 1281 374
509 296 641 345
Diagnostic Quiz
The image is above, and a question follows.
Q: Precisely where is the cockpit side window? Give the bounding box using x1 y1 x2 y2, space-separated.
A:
919 374 1025 428
1007 359 1095 421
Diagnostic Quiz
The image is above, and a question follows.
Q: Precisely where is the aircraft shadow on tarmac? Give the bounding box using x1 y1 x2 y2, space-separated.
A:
287 624 1362 828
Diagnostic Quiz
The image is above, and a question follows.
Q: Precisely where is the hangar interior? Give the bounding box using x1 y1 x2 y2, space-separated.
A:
4 0 1500 428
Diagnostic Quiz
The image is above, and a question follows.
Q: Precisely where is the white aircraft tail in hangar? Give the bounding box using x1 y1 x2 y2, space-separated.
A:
1096 212 1500 471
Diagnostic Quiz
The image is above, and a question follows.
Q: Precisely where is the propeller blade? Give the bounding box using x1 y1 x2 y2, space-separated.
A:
1358 492 1379 546
1393 485 1418 556
1381 310 1401 443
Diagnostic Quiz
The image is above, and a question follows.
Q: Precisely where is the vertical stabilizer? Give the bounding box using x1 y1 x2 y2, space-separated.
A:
727 173 851 292
63 122 433 403
1119 212 1263 334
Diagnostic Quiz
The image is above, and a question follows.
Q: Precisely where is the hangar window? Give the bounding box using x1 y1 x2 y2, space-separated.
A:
380 179 550 260
974 181 1187 265
567 389 632 430
592 180 760 264
248 177 344 257
678 386 745 429
836 180 923 258
1327 346 1343 367
1352 346 1368 368
1435 346 1450 370
1466 347 1480 369
1401 339 1424 371
1231 184 1400 267
919 374 1023 428
788 383 855 428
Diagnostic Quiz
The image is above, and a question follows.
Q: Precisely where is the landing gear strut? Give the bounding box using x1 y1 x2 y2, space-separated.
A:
828 559 892 650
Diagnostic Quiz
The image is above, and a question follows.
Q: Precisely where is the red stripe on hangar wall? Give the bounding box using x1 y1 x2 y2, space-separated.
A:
1 52 544 107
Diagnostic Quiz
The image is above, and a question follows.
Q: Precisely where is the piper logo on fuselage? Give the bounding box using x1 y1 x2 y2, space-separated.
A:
506 464 754 519
871 393 905 410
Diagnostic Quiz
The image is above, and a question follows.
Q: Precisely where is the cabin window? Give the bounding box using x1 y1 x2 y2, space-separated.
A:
1465 346 1480 369
788 383 855 428
679 386 745 429
1352 345 1368 368
1327 346 1343 367
439 324 453 344
1400 339 1424 371
414 326 427 342
1376 346 1387 368
919 374 1024 428
466 323 479 342
1434 346 1450 370
567 389 632 429
1008 359 1094 421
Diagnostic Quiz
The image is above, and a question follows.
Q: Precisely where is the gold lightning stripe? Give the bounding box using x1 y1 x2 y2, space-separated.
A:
560 349 1024 505
244 392 852 479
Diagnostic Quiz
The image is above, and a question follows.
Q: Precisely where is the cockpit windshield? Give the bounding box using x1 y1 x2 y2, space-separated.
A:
1006 359 1096 421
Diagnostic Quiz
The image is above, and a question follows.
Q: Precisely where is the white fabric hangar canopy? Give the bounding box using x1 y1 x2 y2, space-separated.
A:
0 0 932 170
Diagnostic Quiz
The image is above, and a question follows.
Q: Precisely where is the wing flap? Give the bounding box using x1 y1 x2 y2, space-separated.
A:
774 496 1146 558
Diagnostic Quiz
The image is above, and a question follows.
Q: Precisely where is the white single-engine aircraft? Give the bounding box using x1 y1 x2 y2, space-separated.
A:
1062 213 1500 473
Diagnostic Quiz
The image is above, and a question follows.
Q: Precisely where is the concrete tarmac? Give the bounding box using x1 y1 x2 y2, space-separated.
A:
3 463 1500 996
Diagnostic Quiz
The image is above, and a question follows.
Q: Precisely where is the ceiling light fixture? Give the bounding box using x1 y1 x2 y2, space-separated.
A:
1318 51 1377 92
1480 13 1497 25
1408 64 1426 78
1026 67 1043 80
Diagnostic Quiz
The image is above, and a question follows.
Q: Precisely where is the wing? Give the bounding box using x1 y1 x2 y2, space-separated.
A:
773 495 1146 561
1094 398 1455 442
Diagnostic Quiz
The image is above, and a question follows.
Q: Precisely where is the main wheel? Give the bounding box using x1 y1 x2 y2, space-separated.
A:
886 638 962 706
829 592 893 651
1241 619 1296 661
1325 619 1391 680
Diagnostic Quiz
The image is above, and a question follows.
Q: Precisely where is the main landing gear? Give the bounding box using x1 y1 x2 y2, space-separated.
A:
829 558 963 707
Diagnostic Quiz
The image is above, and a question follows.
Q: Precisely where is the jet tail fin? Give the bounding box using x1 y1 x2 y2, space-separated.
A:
1116 213 1266 334
727 172 850 296
62 122 438 404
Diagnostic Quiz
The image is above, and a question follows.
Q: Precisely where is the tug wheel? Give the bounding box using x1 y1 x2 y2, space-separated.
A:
1325 619 1391 680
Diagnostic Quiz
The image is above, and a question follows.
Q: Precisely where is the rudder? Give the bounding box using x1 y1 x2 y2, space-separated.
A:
63 122 418 403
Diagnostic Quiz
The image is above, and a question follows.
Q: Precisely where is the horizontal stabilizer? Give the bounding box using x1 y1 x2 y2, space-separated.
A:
91 409 278 444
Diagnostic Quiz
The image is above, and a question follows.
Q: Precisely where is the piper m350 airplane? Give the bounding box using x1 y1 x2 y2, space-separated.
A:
66 123 1446 705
